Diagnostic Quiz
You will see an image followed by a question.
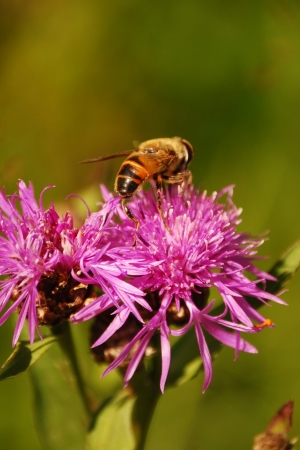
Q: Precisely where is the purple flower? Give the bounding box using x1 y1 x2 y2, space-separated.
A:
0 181 148 345
73 184 285 392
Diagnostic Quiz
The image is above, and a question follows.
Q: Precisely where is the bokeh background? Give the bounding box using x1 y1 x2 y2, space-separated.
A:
1 1 300 449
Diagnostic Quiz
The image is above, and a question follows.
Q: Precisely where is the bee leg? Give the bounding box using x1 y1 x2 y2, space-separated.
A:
121 198 139 246
155 174 171 232
183 170 193 185
163 170 192 203
163 170 192 185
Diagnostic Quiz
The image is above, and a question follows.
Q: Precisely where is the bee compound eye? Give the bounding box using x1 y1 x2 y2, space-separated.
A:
181 139 194 163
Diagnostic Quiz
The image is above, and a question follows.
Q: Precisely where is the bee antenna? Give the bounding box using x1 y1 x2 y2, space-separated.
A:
79 150 134 165
79 157 102 164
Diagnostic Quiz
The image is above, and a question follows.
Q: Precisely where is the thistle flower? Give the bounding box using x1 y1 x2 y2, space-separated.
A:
0 181 148 345
73 184 285 392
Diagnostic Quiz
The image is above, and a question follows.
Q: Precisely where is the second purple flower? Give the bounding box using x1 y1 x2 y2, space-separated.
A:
73 184 286 391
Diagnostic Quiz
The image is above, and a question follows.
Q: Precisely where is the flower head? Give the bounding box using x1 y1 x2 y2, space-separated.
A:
1 179 284 392
73 184 285 392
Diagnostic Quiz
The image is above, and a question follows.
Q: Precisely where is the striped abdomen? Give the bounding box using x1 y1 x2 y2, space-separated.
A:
115 155 149 198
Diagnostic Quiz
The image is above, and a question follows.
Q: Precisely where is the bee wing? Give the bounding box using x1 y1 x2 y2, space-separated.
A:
80 150 133 164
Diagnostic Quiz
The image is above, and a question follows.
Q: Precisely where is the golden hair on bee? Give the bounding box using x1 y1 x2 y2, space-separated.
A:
81 137 194 241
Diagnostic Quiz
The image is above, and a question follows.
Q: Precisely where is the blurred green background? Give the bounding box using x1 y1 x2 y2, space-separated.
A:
1 1 300 449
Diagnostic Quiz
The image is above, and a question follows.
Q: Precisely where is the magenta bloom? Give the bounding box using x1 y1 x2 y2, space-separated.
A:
73 184 285 392
0 181 147 345
0 180 285 392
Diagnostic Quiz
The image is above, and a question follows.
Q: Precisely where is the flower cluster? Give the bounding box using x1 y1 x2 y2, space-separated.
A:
0 180 285 391
73 184 285 391
0 181 147 346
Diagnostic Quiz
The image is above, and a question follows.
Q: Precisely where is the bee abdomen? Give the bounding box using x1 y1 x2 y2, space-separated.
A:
115 162 148 197
116 177 139 196
118 163 144 181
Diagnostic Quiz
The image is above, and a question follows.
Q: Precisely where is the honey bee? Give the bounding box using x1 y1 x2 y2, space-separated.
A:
81 137 194 234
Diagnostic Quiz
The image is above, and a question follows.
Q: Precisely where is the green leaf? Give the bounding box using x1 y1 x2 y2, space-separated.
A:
29 340 89 450
266 240 300 295
0 336 57 381
87 389 137 450
88 370 161 450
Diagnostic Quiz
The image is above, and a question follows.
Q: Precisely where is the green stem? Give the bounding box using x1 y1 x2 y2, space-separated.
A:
52 322 92 420
130 337 162 450
131 373 161 450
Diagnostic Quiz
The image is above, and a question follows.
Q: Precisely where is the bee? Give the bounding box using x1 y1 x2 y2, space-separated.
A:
81 137 194 235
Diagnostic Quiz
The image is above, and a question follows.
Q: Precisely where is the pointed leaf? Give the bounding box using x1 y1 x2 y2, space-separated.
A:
29 341 88 450
0 336 57 381
88 377 160 450
87 389 136 450
266 240 300 294
246 240 300 310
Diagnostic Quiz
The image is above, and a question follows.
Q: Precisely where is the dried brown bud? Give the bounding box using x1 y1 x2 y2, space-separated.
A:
253 402 297 450
14 268 96 326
